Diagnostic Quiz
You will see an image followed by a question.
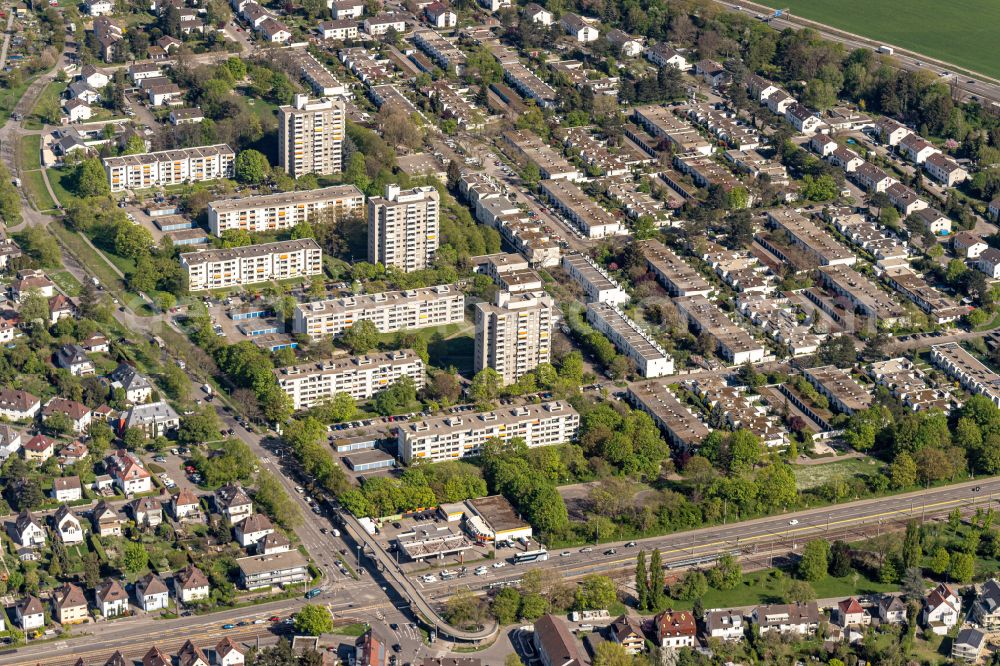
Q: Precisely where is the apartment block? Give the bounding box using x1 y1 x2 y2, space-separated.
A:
502 130 580 181
278 94 345 178
562 252 630 306
801 365 872 415
883 267 967 324
586 302 674 378
367 184 440 272
475 290 553 385
103 144 235 192
474 253 543 293
208 185 365 236
398 401 579 463
627 380 710 449
764 209 856 267
817 265 905 326
180 239 322 292
674 295 766 364
539 179 626 238
932 342 1000 406
273 350 426 410
640 239 712 297
293 284 464 339
632 105 713 156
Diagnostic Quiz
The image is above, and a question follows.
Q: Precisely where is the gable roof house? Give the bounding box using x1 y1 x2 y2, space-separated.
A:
258 530 291 555
11 510 46 547
878 595 907 624
606 28 643 57
924 152 969 186
0 424 22 460
953 627 986 663
58 440 90 468
608 614 645 655
92 500 122 537
785 103 822 135
898 133 940 164
48 293 77 324
752 602 819 635
178 640 211 666
533 614 584 666
64 99 93 124
215 637 246 666
875 117 912 146
0 388 40 421
174 565 211 604
136 573 170 611
655 609 697 648
694 59 730 87
977 247 1000 280
923 583 961 635
645 43 687 70
172 489 202 520
11 269 56 301
258 17 292 43
424 1 456 28
522 3 552 25
560 13 599 42
972 579 1000 630
43 397 93 434
91 17 124 62
16 595 46 631
54 582 89 625
53 505 85 544
96 579 129 618
704 608 745 642
52 476 83 502
143 646 172 666
106 449 152 495
235 513 274 548
55 344 95 376
130 497 163 527
215 482 254 523
109 363 153 405
22 434 56 462
835 597 869 628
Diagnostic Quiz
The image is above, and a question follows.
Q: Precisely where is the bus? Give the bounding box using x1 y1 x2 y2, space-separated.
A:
305 588 322 599
513 549 549 564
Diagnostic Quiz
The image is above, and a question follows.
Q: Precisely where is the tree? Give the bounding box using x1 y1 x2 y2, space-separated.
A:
372 376 417 416
575 575 617 610
115 222 153 259
469 367 501 406
18 290 49 325
122 541 148 572
178 407 221 445
294 604 333 636
708 553 742 590
828 540 852 578
592 642 632 666
635 550 648 611
340 319 380 354
75 158 110 197
504 655 525 666
798 539 829 581
901 520 922 570
889 452 917 489
235 149 271 184
648 548 665 610
784 579 816 604
254 470 302 529
949 552 975 583
325 392 357 423
671 570 707 600
930 545 950 575
491 587 521 624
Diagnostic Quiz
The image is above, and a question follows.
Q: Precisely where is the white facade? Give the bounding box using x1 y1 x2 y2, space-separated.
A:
586 302 674 378
367 185 440 273
208 185 365 236
104 145 235 193
274 350 426 410
278 95 345 179
181 239 322 292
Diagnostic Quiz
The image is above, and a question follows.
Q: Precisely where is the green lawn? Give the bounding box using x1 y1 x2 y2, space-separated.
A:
331 622 369 636
792 457 882 491
670 567 898 610
21 170 56 211
18 134 41 170
50 270 83 296
47 166 80 208
48 221 127 297
759 0 1000 79
24 80 66 130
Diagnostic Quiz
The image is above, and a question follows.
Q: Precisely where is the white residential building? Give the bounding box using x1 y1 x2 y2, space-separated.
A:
278 94 345 179
208 185 365 236
367 185 440 272
103 145 235 192
274 350 426 410
586 302 674 378
180 239 323 292
474 290 553 386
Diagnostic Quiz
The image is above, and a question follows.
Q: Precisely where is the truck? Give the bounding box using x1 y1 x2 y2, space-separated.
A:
304 588 322 599
878 45 894 55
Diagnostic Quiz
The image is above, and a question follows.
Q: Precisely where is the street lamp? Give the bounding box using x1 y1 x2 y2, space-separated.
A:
357 544 362 570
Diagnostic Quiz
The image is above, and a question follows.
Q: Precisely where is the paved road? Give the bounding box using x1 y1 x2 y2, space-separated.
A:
0 10 14 71
420 476 1000 595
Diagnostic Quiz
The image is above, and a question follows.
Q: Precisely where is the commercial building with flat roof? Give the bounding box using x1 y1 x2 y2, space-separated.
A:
587 302 674 378
208 184 365 236
397 526 473 561
540 179 626 238
675 296 766 364
627 380 711 449
475 290 553 386
236 550 309 589
367 184 440 273
293 284 465 339
562 252 629 306
278 94 345 178
764 209 857 267
641 239 712 297
802 365 872 415
343 448 396 471
465 495 531 543
397 401 579 463
103 144 235 192
180 239 322 292
274 349 426 410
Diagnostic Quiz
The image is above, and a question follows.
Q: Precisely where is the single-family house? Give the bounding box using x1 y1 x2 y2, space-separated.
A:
953 627 986 663
80 65 110 89
424 1 456 28
752 602 819 636
810 134 838 157
216 483 253 523
106 449 152 495
766 90 795 115
22 434 56 463
85 0 114 16
878 595 907 625
853 162 896 193
608 614 645 655
258 531 291 555
172 489 201 520
785 103 822 134
43 397 93 434
143 647 172 666
55 344 95 376
174 565 211 604
15 596 46 632
136 573 170 612
258 17 291 43
645 43 687 70
330 0 364 18
109 363 153 405
81 334 110 353
53 505 85 544
972 579 1000 630
988 197 1000 222
910 207 952 236
704 608 744 642
96 579 129 617
829 147 864 172
52 476 83 502
11 510 46 547
178 640 211 666
694 59 730 88
215 637 246 666
92 501 122 537
922 583 961 635
58 440 90 468
655 610 697 648
0 425 21 460
0 388 40 421
11 268 55 301
235 513 274 548
130 497 163 527
64 99 93 123
560 13 598 42
606 29 642 57
54 583 89 625
835 597 869 628
522 2 551 25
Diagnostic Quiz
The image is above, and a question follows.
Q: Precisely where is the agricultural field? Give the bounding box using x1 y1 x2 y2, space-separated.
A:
760 0 1000 79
